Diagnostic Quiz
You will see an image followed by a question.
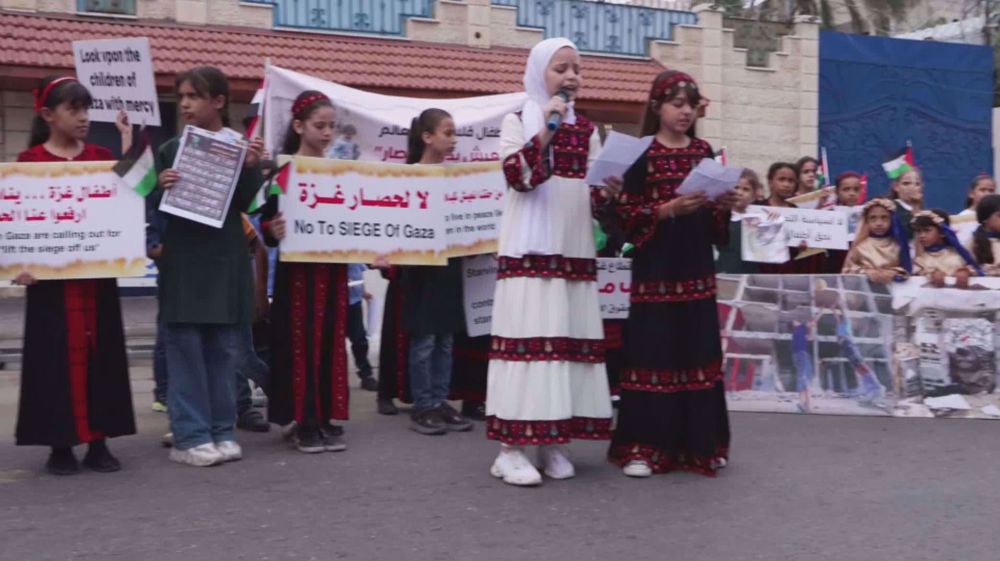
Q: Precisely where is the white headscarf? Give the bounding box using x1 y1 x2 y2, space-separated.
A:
521 38 578 142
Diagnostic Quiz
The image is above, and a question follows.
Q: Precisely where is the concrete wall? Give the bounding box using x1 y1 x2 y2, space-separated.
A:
652 5 818 178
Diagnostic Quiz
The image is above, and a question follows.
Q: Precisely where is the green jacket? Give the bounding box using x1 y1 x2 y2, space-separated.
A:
152 136 262 325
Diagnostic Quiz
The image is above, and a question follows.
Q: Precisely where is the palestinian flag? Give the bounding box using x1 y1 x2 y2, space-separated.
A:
882 144 915 179
113 132 156 197
247 161 290 214
244 81 265 140
816 147 831 189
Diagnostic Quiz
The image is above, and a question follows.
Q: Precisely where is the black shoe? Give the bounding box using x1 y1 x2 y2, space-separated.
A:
436 403 473 432
461 401 487 421
359 376 378 392
45 447 79 476
377 397 398 416
294 426 325 454
320 425 347 452
82 439 121 473
237 409 271 433
409 409 447 435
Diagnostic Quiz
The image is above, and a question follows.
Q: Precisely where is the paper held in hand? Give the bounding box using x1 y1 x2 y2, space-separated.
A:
159 126 248 229
584 131 653 186
676 158 743 198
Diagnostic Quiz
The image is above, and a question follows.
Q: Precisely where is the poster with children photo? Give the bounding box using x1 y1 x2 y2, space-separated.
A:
718 274 896 417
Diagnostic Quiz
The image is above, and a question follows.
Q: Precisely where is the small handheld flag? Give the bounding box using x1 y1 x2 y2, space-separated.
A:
882 143 915 180
113 131 157 197
816 147 831 189
247 161 290 214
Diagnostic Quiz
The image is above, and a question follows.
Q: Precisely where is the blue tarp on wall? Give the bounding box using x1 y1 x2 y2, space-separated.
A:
819 31 994 213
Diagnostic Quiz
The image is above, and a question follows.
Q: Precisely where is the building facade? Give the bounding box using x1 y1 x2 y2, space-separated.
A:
0 0 820 174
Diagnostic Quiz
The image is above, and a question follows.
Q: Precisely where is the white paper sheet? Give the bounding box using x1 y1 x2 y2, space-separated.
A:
924 394 972 411
676 158 743 199
584 131 653 186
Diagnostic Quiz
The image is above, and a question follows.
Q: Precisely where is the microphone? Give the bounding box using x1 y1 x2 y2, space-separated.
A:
546 89 570 131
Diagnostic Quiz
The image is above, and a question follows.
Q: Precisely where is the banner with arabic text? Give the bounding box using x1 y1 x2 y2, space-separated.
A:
263 66 524 165
279 157 503 265
0 161 146 280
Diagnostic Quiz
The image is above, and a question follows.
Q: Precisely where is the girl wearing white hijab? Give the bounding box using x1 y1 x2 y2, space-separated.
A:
486 38 618 486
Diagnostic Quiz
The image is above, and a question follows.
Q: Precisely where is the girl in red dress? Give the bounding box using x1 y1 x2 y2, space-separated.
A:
14 76 135 475
261 91 351 453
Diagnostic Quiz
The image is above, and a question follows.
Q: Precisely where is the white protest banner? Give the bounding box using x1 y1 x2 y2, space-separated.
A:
720 273 1000 420
160 126 248 229
747 205 849 250
0 161 146 280
279 157 501 265
264 66 524 165
462 254 498 337
597 258 632 319
72 37 160 127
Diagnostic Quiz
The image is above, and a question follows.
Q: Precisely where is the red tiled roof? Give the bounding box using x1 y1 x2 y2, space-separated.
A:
0 12 663 104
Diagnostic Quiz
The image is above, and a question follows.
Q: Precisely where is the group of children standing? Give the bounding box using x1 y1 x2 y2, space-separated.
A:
714 156 1000 286
13 35 998 486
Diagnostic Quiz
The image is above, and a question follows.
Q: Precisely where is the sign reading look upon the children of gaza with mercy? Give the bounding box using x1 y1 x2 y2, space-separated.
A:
0 161 146 280
72 36 161 127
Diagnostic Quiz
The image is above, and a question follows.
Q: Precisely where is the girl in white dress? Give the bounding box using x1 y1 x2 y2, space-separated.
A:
486 38 618 486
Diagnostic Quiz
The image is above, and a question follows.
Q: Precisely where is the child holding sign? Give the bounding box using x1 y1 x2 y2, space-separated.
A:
153 66 264 467
609 70 735 478
396 109 474 435
14 76 135 475
259 90 351 454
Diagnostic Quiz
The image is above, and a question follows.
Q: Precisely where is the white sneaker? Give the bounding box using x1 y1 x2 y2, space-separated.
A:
537 445 575 480
169 443 224 467
161 432 174 448
623 460 653 478
490 447 542 486
215 440 243 462
712 457 728 470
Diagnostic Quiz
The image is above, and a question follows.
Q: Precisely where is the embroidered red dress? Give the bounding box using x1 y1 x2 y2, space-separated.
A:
608 137 731 476
484 112 613 445
14 144 135 448
260 195 349 427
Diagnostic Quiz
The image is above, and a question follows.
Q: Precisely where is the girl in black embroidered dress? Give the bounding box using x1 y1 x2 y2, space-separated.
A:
608 71 735 478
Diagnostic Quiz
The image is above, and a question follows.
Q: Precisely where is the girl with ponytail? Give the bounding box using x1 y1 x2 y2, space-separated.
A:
393 109 474 435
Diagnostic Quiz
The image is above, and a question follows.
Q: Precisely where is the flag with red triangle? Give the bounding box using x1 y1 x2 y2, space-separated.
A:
247 161 290 213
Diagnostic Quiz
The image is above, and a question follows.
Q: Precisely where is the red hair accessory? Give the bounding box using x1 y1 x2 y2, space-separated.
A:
651 72 697 103
835 171 862 186
33 77 78 113
292 92 331 117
